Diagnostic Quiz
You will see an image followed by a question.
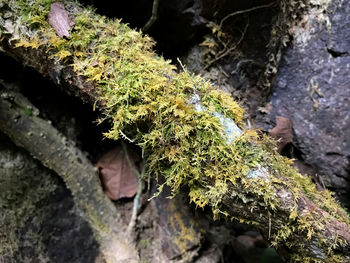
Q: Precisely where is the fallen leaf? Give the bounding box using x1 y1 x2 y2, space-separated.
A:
48 2 74 38
96 145 140 200
269 116 292 153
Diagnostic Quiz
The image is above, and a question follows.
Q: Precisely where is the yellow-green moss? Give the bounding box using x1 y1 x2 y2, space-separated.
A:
3 0 350 261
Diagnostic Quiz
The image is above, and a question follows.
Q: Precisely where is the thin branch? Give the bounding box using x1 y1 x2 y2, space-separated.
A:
203 1 276 70
204 20 249 70
122 142 142 177
219 1 276 28
127 168 144 235
122 142 145 236
142 0 160 32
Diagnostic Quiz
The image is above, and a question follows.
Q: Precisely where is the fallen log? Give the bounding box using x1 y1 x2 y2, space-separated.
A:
1 0 350 261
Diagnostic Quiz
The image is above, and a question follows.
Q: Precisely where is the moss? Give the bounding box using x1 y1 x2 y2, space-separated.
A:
3 0 350 261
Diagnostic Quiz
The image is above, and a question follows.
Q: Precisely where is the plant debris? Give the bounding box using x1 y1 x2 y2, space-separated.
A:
96 145 139 200
48 2 74 38
269 116 292 153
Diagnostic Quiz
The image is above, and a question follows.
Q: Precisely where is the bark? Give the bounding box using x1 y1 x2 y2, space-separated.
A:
1 0 350 262
0 85 139 263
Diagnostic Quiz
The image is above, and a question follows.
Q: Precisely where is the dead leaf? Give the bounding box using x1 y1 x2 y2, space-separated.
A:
269 116 293 153
48 2 74 38
96 145 140 200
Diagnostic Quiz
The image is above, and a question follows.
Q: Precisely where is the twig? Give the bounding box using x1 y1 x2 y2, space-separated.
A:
177 57 187 72
142 0 160 32
122 142 145 236
219 1 275 28
120 130 135 143
204 20 249 70
203 2 276 70
219 66 229 78
127 171 144 235
268 212 271 239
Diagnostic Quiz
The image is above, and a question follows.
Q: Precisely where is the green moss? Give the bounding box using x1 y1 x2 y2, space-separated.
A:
4 0 350 261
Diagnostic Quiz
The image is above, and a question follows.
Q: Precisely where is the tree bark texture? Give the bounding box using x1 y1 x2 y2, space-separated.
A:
0 86 139 263
1 0 350 262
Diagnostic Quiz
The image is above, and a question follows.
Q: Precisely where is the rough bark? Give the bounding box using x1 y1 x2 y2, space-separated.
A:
0 86 139 263
1 0 350 262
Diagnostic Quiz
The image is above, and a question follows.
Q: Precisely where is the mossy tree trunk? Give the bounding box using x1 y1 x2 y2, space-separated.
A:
1 0 350 262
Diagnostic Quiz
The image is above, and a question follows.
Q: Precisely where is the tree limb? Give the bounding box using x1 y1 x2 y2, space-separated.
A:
0 84 139 263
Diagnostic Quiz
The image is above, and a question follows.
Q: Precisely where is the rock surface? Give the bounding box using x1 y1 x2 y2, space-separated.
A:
268 0 350 205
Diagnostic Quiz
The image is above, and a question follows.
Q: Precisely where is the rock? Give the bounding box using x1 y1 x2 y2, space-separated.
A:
268 0 350 205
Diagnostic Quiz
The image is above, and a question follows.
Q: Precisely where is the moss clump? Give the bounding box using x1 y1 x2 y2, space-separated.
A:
3 0 350 261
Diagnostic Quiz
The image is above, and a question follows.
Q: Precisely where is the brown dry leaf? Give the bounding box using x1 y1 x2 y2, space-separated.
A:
96 145 139 200
48 2 74 38
269 116 293 153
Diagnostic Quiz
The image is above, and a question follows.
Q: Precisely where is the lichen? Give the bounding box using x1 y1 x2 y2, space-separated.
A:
169 207 200 256
2 0 350 261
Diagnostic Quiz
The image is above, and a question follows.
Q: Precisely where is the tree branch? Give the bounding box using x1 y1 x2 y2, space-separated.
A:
1 1 350 261
0 84 139 263
142 0 160 32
